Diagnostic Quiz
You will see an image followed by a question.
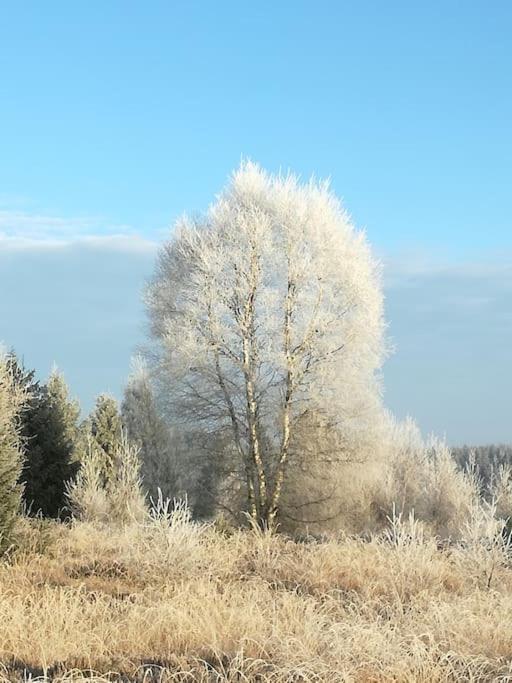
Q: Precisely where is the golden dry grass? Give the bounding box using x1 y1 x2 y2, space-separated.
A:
1 510 512 683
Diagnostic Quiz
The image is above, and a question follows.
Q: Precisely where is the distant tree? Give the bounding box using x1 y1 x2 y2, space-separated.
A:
146 162 386 529
88 394 124 481
122 361 177 501
22 368 80 517
0 353 26 552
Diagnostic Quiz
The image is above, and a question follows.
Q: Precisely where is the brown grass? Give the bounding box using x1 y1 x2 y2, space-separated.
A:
1 508 512 682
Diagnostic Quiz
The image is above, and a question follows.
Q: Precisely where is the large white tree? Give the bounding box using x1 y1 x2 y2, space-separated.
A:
146 162 386 529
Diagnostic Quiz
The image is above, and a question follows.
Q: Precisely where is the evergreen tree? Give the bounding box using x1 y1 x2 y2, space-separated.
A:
89 394 124 480
122 364 177 501
22 368 80 517
0 354 25 552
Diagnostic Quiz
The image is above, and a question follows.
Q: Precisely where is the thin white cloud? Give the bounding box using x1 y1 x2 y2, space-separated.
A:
0 209 159 252
382 249 512 288
0 233 158 253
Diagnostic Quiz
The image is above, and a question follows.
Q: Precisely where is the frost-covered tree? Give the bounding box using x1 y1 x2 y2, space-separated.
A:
0 353 26 552
146 162 386 529
22 368 80 517
70 394 147 524
122 360 178 501
67 431 145 524
88 394 124 481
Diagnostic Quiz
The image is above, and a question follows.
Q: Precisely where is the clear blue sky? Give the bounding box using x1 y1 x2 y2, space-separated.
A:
0 1 511 444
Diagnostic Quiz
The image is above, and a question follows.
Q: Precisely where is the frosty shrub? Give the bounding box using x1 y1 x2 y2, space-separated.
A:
67 431 145 525
375 418 480 539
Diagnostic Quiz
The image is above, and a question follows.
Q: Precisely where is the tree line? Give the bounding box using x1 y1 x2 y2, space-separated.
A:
0 352 180 519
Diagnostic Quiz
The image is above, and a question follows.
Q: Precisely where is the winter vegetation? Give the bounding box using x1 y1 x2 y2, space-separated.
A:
0 163 511 681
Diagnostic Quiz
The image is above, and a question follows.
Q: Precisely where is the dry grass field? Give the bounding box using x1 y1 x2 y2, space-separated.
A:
0 505 511 683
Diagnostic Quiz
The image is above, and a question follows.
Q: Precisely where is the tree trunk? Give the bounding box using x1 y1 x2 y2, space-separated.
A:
242 335 267 523
268 276 295 528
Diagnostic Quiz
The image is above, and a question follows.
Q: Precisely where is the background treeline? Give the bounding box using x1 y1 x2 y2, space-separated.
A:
452 444 512 490
2 347 512 544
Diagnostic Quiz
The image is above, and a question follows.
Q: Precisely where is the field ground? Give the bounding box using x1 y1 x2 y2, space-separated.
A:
1 510 511 683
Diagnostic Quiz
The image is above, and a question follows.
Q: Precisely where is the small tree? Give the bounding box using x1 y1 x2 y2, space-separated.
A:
66 434 109 523
146 162 386 529
88 394 124 481
0 353 26 552
67 431 145 524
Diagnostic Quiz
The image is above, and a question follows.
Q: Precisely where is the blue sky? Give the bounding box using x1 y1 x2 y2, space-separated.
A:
0 1 511 444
